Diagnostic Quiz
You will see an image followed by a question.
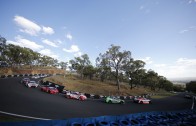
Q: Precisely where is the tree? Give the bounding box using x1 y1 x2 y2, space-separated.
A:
69 54 91 79
0 35 6 61
146 70 159 91
123 59 146 89
83 65 96 80
96 53 111 82
186 81 196 93
105 44 132 90
59 61 68 70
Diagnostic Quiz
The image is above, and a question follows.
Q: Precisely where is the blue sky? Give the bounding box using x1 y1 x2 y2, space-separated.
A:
0 0 196 79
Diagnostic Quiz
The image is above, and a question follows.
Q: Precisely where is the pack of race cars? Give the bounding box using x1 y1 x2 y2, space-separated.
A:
20 77 152 104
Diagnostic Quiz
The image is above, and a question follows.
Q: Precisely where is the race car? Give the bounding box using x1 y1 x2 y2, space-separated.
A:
31 75 40 79
21 78 30 84
41 86 59 94
105 96 125 104
65 92 87 101
133 97 151 104
25 81 39 88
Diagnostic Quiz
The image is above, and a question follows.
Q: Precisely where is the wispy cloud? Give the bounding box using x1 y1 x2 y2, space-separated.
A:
39 49 59 59
7 35 44 50
14 15 41 36
179 26 196 34
42 39 58 47
138 57 153 64
63 45 79 53
63 45 82 57
42 26 54 35
179 29 189 34
154 58 196 78
74 52 82 57
14 15 54 36
154 64 166 67
188 0 196 4
66 33 73 41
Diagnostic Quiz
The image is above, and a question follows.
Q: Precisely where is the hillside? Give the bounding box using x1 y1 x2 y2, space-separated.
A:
0 66 66 76
43 74 169 96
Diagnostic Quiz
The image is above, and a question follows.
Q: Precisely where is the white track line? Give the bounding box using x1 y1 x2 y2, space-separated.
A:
0 110 51 120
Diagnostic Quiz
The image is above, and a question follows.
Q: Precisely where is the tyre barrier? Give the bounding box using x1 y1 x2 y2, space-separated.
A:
0 109 196 126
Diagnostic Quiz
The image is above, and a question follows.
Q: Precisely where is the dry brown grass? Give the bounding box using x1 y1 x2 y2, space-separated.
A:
43 74 157 96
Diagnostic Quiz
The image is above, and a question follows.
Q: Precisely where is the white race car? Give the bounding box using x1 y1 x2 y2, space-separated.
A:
134 97 151 104
31 75 40 79
25 81 39 88
65 92 87 101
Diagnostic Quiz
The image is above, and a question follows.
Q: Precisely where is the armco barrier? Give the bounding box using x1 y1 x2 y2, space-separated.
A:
0 109 195 126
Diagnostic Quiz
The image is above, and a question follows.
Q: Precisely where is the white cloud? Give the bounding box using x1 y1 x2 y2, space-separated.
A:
66 33 73 41
14 15 41 36
153 58 196 78
42 39 58 47
138 57 153 64
179 29 189 34
56 39 62 44
7 35 44 50
179 26 196 34
42 26 54 35
63 45 79 53
39 49 59 59
188 0 196 4
14 15 54 36
74 52 82 57
154 64 166 67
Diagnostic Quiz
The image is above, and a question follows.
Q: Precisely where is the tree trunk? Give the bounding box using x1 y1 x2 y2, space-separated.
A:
117 78 120 90
129 80 133 89
116 69 120 90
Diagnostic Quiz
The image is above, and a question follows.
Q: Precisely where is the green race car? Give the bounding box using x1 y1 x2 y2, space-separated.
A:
105 96 125 104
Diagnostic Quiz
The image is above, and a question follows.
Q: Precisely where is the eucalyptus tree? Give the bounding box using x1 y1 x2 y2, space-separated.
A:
105 44 132 90
0 35 6 61
146 70 159 91
59 61 68 70
69 54 91 79
122 59 146 89
4 44 23 66
96 53 111 82
83 65 96 80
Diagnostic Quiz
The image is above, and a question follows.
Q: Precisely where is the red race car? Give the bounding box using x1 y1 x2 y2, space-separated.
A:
41 86 59 94
65 92 87 101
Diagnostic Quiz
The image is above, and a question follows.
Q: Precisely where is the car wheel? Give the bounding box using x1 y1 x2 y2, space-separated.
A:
140 101 143 104
79 96 84 101
108 100 112 103
120 101 124 104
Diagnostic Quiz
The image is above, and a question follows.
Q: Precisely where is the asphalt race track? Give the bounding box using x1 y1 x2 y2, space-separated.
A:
0 77 193 120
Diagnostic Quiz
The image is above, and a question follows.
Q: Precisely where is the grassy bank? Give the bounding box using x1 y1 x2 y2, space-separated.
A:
43 74 172 96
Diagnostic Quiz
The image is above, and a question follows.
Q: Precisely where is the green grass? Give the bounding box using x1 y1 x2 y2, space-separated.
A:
151 92 176 99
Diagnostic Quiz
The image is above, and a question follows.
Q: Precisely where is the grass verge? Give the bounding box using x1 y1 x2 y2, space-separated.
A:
43 74 171 96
